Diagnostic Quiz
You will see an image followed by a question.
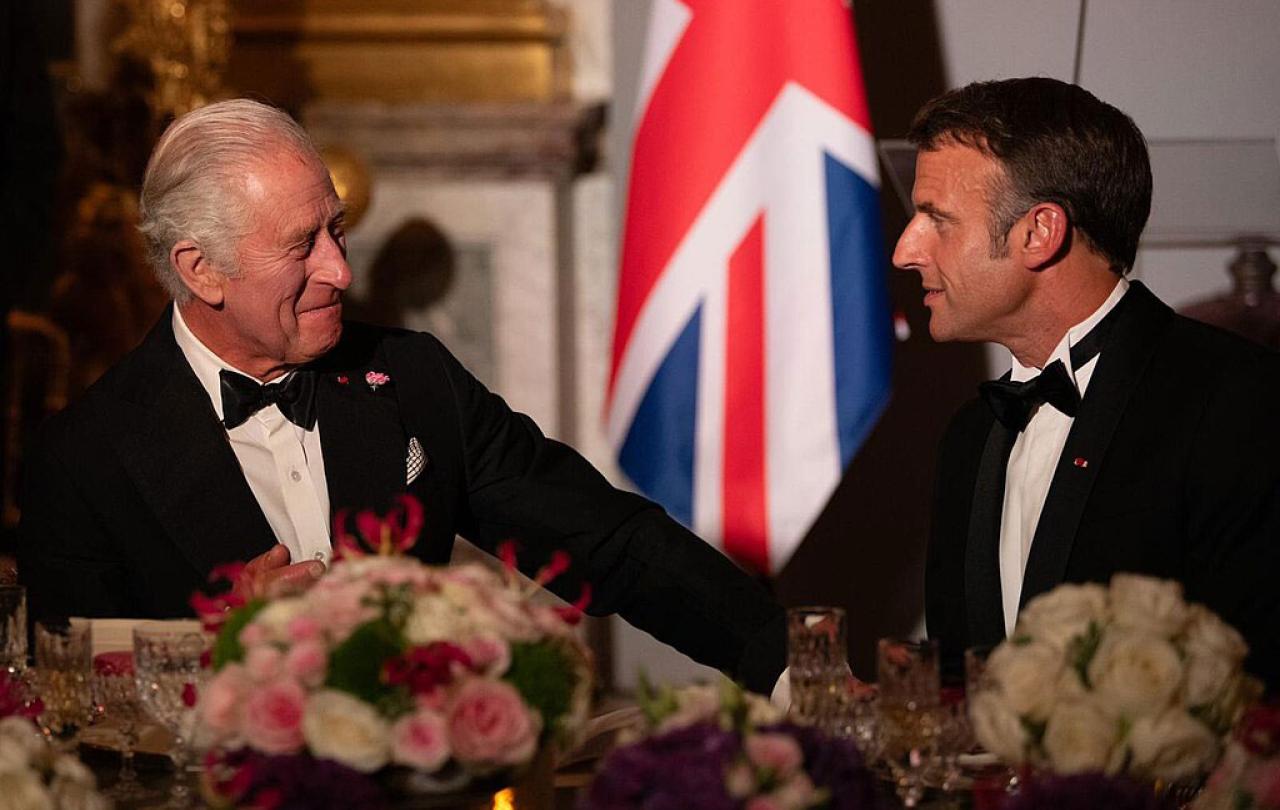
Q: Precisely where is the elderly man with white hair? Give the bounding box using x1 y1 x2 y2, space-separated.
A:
16 99 788 695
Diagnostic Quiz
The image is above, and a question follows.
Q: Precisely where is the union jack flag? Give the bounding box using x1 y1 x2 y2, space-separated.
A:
607 0 892 575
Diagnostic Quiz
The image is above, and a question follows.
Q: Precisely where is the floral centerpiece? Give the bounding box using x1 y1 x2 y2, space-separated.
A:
583 679 879 810
1193 702 1280 809
194 495 593 808
970 573 1259 782
0 670 109 810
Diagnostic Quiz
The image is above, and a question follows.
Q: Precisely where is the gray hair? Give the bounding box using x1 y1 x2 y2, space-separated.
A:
138 99 321 303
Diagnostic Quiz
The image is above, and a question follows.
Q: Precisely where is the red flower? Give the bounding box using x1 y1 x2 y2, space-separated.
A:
182 682 199 708
383 642 475 697
333 494 425 557
1240 704 1280 756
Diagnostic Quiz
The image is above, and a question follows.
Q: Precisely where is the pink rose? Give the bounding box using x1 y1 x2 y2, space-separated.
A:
1248 761 1280 807
200 664 250 740
744 733 803 778
239 622 268 648
242 679 307 754
390 709 451 771
285 616 323 643
447 679 540 766
245 645 284 682
463 635 511 676
284 640 328 686
310 581 372 638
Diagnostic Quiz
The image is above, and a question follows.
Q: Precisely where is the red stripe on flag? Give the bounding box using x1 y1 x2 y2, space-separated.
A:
608 0 872 404
722 216 769 574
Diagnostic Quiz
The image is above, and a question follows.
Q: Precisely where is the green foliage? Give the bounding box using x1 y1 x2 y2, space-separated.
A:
212 600 267 670
637 672 680 728
324 618 405 705
504 641 576 735
1069 621 1103 688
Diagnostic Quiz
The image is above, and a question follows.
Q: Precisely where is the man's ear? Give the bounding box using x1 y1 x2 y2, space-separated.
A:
1018 202 1070 271
171 239 227 306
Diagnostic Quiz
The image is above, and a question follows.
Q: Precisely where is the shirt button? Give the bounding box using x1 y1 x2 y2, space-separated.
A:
290 469 302 482
313 551 327 562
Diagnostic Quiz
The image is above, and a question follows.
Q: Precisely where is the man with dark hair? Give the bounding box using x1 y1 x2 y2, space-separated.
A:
894 77 1280 686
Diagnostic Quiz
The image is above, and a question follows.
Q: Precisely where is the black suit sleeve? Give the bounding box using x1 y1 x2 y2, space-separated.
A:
425 337 786 694
1182 350 1280 688
16 428 132 623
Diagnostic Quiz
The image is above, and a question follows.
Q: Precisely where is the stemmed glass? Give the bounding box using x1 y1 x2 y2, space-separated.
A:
133 621 211 808
877 638 943 808
33 619 94 750
786 606 855 734
93 650 161 803
0 586 28 674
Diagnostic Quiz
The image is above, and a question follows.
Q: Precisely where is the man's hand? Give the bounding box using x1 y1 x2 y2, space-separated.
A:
232 544 325 601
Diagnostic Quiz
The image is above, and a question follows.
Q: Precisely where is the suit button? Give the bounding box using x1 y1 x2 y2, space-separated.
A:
290 470 302 482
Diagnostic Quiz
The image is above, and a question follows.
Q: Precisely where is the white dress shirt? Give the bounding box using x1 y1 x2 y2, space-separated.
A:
172 308 333 565
998 277 1129 634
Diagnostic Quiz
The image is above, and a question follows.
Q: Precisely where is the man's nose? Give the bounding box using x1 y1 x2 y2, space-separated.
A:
315 234 353 290
891 217 926 272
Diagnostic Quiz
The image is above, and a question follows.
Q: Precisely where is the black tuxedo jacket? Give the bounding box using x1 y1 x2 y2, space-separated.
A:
17 313 786 693
928 282 1280 688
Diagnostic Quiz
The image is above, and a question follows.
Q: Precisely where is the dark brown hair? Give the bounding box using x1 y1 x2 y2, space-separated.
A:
909 77 1152 273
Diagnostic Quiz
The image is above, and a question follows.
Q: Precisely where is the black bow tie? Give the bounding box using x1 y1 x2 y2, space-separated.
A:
978 290 1128 431
219 369 317 430
980 360 1080 431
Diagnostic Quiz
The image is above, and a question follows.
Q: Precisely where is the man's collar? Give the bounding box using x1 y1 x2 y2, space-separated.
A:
1010 277 1130 384
172 305 290 422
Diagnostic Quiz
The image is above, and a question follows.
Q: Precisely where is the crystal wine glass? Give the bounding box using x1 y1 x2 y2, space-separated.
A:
33 619 94 750
133 621 211 808
876 637 943 808
93 650 161 803
786 606 856 734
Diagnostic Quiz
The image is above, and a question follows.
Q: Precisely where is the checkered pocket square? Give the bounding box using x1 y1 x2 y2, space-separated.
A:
406 437 427 484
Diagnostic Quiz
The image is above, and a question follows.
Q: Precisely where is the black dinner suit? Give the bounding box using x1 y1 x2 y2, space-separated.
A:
927 282 1280 688
16 311 786 693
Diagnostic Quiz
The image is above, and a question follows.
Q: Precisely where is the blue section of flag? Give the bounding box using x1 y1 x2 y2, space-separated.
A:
618 305 702 527
825 152 892 466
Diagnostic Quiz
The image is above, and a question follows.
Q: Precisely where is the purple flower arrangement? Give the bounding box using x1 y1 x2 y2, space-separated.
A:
582 682 879 810
1000 772 1178 810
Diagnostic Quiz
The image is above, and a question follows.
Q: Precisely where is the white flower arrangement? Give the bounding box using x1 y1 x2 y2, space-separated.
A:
970 573 1259 782
0 716 109 810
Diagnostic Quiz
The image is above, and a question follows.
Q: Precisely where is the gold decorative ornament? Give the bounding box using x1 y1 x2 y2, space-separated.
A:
114 0 231 123
318 145 373 230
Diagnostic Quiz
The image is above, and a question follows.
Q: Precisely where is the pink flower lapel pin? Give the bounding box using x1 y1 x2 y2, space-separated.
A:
365 370 391 392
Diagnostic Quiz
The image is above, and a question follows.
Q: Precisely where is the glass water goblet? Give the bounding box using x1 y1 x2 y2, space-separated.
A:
33 618 94 750
93 650 161 803
0 586 27 674
877 637 943 808
786 606 856 734
133 622 211 808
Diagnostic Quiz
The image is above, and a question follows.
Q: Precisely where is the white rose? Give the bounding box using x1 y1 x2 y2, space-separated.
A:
51 754 95 787
1014 583 1108 650
254 597 308 640
1088 632 1182 719
1183 605 1247 662
1128 709 1218 782
302 690 391 773
0 771 52 810
969 691 1029 766
986 641 1062 721
0 718 45 762
657 685 722 733
1042 700 1122 774
404 595 472 645
0 737 31 776
1182 650 1237 709
1109 574 1188 638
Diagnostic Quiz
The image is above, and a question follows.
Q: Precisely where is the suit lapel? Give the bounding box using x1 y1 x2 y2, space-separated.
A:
1020 283 1172 607
965 414 1016 647
316 365 407 517
112 314 277 575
